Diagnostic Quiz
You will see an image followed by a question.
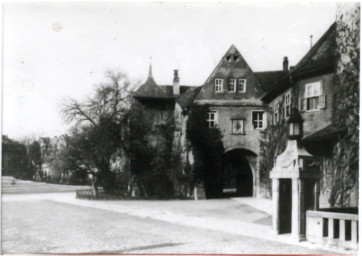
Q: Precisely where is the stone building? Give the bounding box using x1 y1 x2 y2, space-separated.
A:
132 4 359 205
262 17 358 208
192 45 287 197
133 46 287 198
261 22 340 208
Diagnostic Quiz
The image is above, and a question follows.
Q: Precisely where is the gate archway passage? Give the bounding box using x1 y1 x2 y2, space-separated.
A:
222 148 256 197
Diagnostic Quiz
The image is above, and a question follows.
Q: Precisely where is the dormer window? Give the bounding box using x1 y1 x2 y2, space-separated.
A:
215 79 223 92
238 79 247 93
306 81 322 111
228 79 236 92
300 81 325 112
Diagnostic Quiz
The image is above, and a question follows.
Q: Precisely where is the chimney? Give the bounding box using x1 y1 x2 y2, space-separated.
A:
173 70 180 95
283 57 289 71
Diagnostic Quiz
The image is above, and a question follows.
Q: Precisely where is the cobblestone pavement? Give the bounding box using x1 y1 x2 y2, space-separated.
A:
2 200 339 254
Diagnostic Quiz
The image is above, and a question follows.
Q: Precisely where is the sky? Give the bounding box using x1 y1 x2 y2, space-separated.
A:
3 2 337 140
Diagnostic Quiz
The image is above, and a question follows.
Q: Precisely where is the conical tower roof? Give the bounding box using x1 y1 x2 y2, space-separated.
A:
133 63 171 99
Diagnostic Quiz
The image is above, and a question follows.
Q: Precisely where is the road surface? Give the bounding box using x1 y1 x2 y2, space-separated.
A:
1 177 343 254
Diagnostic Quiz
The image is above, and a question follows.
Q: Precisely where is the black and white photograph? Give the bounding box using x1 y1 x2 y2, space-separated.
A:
1 1 360 254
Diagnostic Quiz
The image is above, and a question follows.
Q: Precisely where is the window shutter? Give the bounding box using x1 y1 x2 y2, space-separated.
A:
299 98 306 112
262 112 267 128
319 94 326 109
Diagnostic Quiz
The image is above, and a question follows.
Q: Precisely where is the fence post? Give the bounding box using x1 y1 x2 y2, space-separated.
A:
351 220 358 244
327 218 335 246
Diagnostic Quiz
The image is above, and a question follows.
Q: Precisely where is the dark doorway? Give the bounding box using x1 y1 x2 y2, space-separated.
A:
279 179 292 234
301 179 317 236
222 149 254 198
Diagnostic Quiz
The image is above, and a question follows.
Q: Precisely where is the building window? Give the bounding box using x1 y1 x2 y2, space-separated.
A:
300 81 325 112
306 81 322 111
284 92 291 118
215 79 223 92
228 79 236 92
206 111 218 128
238 79 247 93
274 101 279 124
231 119 245 134
252 111 266 129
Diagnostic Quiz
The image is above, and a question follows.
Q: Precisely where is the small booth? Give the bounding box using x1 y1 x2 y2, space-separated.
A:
270 109 320 241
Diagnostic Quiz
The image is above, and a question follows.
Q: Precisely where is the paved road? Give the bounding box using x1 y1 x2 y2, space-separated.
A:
2 199 337 254
1 176 91 194
1 178 346 254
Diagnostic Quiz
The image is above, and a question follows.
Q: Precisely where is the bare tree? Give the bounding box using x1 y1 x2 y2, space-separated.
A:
61 71 134 196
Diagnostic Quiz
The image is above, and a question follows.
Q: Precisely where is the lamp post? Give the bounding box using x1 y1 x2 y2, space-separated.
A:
287 108 303 140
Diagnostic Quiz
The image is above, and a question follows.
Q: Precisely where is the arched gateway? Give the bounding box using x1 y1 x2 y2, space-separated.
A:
221 148 256 197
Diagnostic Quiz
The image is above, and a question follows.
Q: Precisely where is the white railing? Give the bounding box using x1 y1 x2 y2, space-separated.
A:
306 209 358 250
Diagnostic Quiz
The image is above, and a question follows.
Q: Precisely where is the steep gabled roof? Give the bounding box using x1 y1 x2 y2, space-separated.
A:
194 44 265 101
202 44 261 85
255 70 288 93
261 22 337 103
289 22 337 77
176 86 202 110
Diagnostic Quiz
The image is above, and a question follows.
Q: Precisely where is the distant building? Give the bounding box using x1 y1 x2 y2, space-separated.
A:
38 135 69 181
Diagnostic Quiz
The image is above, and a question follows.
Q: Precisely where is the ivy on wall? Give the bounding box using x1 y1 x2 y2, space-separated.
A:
127 101 178 198
259 89 298 195
186 104 224 198
330 4 360 207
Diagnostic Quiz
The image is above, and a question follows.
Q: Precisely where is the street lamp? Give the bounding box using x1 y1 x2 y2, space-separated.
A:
287 108 303 140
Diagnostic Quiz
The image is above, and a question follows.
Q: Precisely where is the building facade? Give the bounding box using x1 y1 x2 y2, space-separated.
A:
132 6 359 204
